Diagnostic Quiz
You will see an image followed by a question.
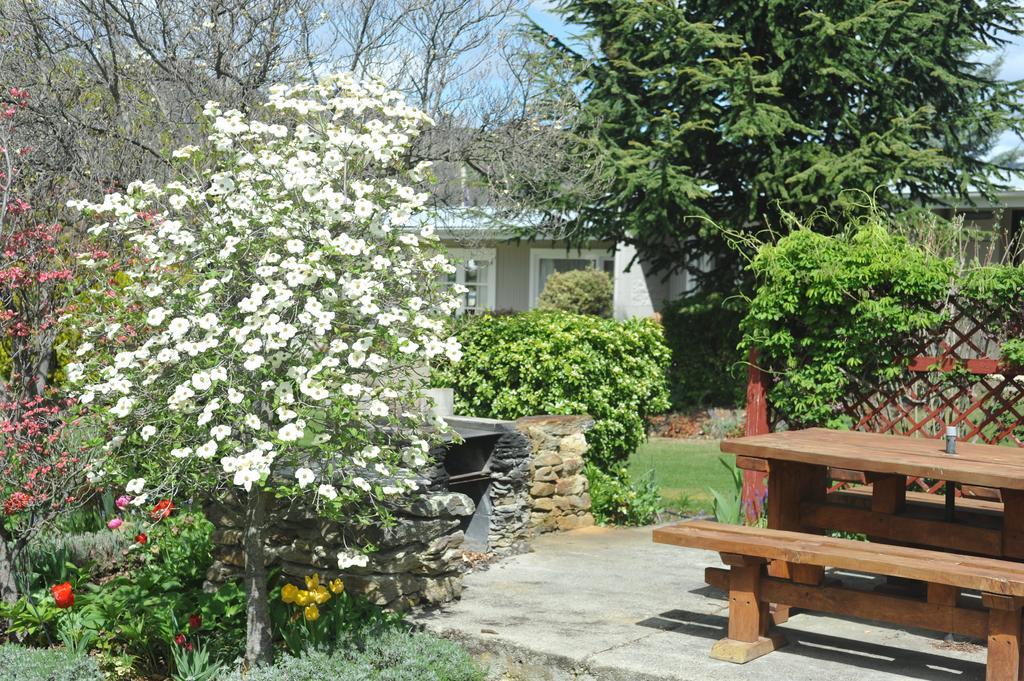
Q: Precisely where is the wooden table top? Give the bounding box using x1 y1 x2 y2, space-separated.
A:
722 428 1024 491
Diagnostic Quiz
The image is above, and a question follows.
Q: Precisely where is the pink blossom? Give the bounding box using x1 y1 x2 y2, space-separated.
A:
115 495 131 509
107 517 123 530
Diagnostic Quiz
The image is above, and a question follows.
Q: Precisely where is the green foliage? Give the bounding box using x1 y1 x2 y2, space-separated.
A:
537 268 613 317
708 458 744 525
269 575 405 656
221 649 373 681
220 629 486 681
0 644 103 681
1 511 246 676
433 310 671 469
585 463 663 525
529 1 1024 289
959 265 1024 366
661 292 746 409
57 608 102 656
170 641 227 681
28 528 129 589
741 216 954 427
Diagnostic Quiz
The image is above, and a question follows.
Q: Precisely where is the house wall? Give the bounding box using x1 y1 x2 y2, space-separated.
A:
495 242 530 311
444 237 683 319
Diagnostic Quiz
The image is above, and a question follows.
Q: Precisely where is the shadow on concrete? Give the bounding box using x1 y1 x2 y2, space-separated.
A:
636 609 985 681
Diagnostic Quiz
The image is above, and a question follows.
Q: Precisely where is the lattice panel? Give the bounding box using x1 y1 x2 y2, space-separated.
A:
752 299 1023 508
834 300 1020 495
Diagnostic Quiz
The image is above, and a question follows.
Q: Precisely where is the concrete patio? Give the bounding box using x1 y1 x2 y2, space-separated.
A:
414 525 989 681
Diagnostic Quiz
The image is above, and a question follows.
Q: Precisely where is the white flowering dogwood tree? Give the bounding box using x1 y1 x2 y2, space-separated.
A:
65 73 463 664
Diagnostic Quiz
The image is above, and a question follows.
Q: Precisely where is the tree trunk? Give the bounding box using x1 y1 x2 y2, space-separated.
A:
0 523 18 605
243 486 273 666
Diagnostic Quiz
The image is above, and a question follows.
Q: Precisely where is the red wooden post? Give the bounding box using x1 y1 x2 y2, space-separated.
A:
742 348 770 523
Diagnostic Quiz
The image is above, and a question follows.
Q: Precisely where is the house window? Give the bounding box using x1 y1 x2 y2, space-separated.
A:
529 248 615 306
444 248 496 315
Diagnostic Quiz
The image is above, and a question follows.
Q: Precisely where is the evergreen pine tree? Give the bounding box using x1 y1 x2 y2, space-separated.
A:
532 1 1024 288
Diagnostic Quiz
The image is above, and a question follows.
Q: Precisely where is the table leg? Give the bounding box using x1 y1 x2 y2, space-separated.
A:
982 593 1023 681
766 460 828 623
1002 489 1024 561
870 474 919 594
871 474 906 515
710 554 787 664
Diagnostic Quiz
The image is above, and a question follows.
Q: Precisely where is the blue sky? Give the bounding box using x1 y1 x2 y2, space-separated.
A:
525 2 1024 157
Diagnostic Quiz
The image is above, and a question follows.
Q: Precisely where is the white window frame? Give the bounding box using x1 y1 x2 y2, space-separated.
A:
528 247 615 307
447 247 496 314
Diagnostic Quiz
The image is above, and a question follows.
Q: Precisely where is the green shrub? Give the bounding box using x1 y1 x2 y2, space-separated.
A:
537 268 613 317
741 218 953 428
219 648 372 681
360 628 486 681
220 629 485 681
585 464 662 526
434 310 671 469
0 644 103 681
661 292 746 409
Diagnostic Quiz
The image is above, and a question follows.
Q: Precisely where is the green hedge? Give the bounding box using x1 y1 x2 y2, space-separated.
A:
661 292 746 409
0 645 103 681
434 310 670 470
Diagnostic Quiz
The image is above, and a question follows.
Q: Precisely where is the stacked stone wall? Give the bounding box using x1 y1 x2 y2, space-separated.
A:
516 415 595 533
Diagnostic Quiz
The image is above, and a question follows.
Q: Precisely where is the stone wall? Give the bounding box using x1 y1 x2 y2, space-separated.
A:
204 481 477 610
204 414 594 610
516 415 596 533
477 422 534 553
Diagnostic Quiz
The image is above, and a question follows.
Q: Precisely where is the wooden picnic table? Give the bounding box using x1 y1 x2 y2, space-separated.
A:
723 427 1024 561
654 428 1024 679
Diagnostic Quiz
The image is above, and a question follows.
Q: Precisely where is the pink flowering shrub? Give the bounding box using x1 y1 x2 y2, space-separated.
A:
0 85 104 603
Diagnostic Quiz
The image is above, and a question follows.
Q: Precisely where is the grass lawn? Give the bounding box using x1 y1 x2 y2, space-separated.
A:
627 437 734 514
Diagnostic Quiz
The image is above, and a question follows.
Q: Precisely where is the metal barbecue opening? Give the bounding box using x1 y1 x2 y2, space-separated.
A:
444 418 504 552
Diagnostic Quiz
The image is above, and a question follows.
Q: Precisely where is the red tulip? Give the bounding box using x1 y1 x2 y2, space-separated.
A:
150 499 175 521
135 532 148 544
175 633 186 647
50 582 73 609
188 613 202 631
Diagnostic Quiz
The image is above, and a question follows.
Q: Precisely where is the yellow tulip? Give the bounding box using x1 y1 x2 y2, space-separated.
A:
304 604 319 622
329 578 344 595
304 574 320 590
281 584 298 604
314 586 330 604
294 589 312 606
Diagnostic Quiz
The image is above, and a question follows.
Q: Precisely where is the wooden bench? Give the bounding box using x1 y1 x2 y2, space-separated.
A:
655 520 1024 680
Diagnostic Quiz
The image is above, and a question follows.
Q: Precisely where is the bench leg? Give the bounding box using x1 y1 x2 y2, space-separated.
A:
711 556 786 664
986 606 1022 681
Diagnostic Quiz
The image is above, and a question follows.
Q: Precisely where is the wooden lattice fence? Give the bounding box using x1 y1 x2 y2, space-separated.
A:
742 299 1024 521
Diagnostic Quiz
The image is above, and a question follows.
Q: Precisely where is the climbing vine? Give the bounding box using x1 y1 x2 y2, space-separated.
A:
741 209 1024 428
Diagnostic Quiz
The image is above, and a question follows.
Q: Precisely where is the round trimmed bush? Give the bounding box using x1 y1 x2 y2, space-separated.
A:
434 310 671 470
537 268 613 317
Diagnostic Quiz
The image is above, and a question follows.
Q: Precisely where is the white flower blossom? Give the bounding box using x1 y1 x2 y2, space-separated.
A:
295 467 315 488
147 307 167 326
277 423 303 442
337 550 369 569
